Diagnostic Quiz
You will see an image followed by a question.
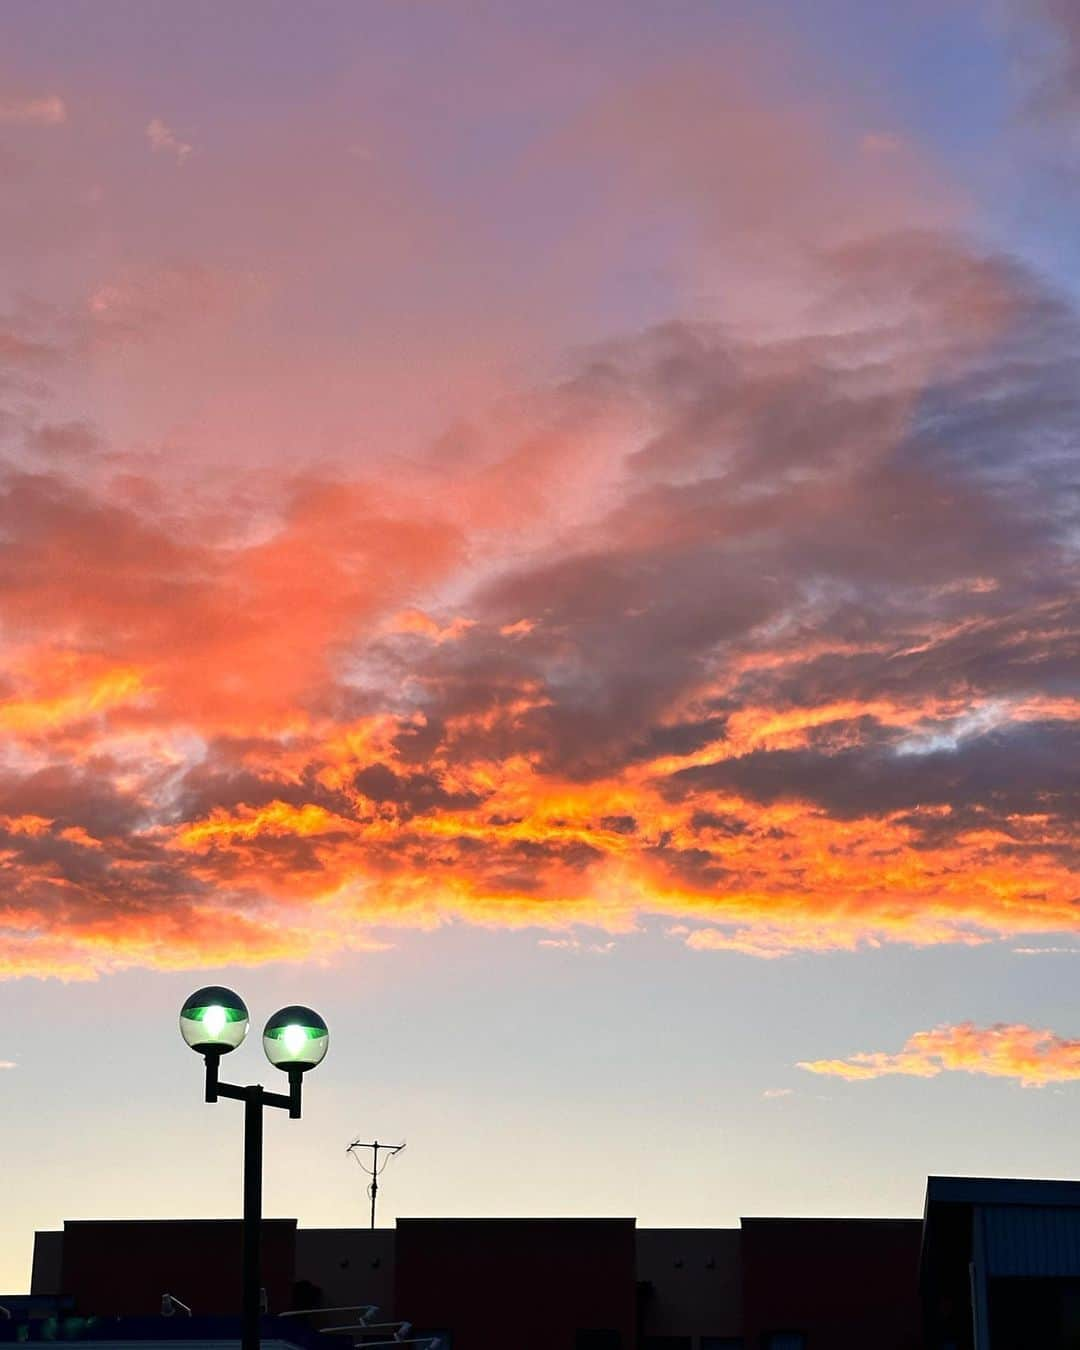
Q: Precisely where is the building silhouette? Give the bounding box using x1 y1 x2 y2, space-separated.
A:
9 1175 1080 1348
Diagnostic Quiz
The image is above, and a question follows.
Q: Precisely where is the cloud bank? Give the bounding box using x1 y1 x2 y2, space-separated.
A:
0 16 1076 980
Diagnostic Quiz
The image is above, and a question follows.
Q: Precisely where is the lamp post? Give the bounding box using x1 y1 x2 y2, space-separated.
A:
180 987 329 1350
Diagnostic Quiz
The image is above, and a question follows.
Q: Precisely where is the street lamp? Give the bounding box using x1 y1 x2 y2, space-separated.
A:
180 987 329 1350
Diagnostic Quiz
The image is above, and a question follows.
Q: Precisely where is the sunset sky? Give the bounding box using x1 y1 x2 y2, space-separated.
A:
1 0 1079 1293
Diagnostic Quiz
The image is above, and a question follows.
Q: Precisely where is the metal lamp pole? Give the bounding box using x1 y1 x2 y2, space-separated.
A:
180 989 330 1350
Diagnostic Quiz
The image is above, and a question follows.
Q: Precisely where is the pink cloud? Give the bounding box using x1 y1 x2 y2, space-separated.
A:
0 94 66 126
146 117 192 163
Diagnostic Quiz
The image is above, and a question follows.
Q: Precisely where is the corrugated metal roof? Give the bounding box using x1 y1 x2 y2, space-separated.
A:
983 1204 1080 1276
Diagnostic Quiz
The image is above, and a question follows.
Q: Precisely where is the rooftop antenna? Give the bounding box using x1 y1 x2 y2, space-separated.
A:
347 1137 406 1229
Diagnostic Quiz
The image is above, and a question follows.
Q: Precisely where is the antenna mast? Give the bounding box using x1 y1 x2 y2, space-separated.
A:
347 1137 405 1229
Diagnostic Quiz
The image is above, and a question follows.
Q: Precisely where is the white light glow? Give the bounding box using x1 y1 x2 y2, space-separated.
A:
282 1024 307 1056
203 1005 227 1038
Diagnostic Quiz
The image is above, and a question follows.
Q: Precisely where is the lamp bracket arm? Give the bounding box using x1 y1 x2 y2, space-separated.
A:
215 1081 253 1103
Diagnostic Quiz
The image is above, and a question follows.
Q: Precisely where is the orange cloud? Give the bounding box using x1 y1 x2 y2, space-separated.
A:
499 619 536 638
390 609 475 643
0 656 145 737
798 1023 1080 1088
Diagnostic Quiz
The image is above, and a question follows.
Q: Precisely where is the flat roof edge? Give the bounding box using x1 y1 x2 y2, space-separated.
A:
926 1176 1080 1207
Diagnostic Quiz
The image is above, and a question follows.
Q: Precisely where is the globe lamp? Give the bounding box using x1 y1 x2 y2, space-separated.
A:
262 1005 329 1071
179 986 249 1055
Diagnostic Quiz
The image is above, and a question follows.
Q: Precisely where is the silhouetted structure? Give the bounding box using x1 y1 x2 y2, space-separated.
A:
16 1176 1080 1348
922 1175 1080 1350
396 1218 637 1350
346 1139 406 1231
740 1218 923 1349
50 1220 297 1320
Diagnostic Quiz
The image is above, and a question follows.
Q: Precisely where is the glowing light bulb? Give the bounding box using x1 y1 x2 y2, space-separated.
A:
181 988 248 1054
282 1024 307 1057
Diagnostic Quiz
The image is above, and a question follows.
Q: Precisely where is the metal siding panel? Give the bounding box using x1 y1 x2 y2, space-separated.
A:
983 1205 1080 1276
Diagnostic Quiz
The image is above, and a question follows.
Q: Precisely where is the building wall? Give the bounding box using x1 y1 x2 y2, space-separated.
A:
741 1218 923 1350
26 1211 931 1346
394 1218 638 1350
922 1181 1080 1350
293 1228 395 1319
30 1231 63 1295
55 1220 297 1318
635 1229 741 1347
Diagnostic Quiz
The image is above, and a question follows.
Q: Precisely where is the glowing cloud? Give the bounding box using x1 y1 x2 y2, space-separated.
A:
798 1023 1080 1088
0 12 1076 981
